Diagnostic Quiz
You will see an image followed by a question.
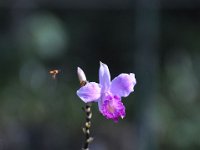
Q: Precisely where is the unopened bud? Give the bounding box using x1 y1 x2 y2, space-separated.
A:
77 67 87 83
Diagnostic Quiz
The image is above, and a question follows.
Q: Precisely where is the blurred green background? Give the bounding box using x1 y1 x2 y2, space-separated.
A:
0 0 200 150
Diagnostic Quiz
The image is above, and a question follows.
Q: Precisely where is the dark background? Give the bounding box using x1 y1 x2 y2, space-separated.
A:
0 0 200 150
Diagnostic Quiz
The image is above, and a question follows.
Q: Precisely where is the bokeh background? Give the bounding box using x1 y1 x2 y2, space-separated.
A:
0 0 200 150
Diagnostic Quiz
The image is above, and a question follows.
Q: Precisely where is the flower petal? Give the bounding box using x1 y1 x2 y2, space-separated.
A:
98 93 125 122
77 82 101 103
110 73 136 97
99 62 111 92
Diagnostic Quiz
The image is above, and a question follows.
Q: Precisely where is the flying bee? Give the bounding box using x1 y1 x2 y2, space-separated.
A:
49 69 61 79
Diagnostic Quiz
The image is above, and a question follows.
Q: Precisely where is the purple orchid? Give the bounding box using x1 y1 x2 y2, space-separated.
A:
77 62 136 122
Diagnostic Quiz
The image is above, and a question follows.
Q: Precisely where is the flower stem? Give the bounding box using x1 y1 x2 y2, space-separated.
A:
80 81 94 150
82 103 93 150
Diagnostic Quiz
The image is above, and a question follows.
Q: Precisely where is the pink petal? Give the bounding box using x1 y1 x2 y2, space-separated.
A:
110 73 136 97
98 93 125 122
77 82 101 103
99 62 111 92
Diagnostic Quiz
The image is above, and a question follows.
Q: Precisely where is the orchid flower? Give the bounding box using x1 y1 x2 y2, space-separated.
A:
77 62 136 122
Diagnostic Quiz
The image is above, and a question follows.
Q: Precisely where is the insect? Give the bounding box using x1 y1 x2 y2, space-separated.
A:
49 69 61 79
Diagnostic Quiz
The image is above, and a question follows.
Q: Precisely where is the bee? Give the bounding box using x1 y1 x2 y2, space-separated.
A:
49 69 61 79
